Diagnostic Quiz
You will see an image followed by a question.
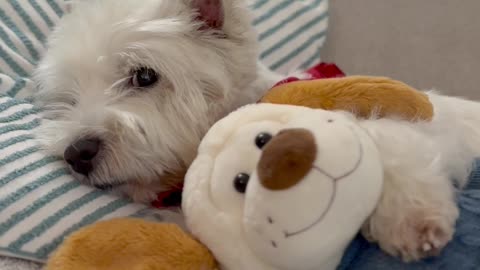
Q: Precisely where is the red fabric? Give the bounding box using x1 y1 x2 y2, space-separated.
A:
273 62 346 87
152 62 345 209
152 184 183 209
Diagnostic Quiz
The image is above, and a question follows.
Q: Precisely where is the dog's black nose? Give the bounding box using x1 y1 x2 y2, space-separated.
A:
64 138 101 176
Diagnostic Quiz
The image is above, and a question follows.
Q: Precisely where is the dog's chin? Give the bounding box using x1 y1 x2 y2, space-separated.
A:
114 182 167 204
68 168 166 204
35 0 270 205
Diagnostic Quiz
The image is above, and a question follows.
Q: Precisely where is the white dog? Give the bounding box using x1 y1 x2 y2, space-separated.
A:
33 0 280 202
32 0 480 262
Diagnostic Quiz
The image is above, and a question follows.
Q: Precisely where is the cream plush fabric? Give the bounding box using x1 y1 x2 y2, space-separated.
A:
183 103 383 270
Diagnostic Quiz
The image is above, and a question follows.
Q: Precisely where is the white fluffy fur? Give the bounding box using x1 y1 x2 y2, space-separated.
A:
360 91 480 261
33 0 280 202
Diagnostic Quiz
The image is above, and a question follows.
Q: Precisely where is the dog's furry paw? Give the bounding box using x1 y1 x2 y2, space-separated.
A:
363 207 457 262
393 217 453 261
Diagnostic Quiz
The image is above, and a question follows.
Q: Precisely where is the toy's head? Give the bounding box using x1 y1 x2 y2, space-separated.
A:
183 104 384 270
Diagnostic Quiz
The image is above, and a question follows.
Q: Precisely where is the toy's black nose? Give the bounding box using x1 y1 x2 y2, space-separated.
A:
64 138 100 176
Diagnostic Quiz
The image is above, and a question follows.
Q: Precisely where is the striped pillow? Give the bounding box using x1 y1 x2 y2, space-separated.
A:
0 0 328 263
252 0 328 73
0 95 185 262
0 0 328 97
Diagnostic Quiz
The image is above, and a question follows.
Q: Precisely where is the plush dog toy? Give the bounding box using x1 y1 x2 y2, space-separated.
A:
45 76 434 270
183 103 385 270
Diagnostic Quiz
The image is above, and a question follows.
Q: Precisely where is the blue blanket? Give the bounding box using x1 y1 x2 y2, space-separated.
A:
340 161 480 270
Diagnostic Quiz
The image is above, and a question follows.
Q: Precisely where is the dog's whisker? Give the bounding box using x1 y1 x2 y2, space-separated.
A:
104 77 131 96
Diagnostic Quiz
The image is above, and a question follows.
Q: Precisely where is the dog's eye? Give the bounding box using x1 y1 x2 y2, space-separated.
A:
255 132 272 149
233 173 250 193
131 67 158 88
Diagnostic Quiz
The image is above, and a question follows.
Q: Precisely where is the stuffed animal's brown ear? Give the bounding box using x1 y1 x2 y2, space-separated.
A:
45 218 217 270
260 76 434 122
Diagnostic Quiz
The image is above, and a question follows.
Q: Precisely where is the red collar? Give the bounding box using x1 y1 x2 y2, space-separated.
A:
152 184 184 209
274 62 345 87
152 63 345 209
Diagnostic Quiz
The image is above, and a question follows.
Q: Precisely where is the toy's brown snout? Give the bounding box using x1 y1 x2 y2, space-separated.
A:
257 128 317 190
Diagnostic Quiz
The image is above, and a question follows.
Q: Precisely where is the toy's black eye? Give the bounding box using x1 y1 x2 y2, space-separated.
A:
131 67 158 88
233 173 250 193
255 132 273 149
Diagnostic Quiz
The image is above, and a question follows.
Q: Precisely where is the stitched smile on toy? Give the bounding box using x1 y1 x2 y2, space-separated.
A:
257 125 364 240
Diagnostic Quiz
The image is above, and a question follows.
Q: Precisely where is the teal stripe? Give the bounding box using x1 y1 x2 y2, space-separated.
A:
0 43 29 77
0 107 39 122
0 7 40 61
0 156 59 188
28 0 55 28
0 24 20 53
8 0 47 44
299 55 319 71
0 172 75 236
0 118 40 135
0 134 34 150
260 12 328 60
299 47 322 70
270 31 326 70
0 145 39 167
258 0 324 41
9 189 110 250
24 96 35 103
251 0 269 10
253 0 294 26
0 247 43 262
0 168 69 212
0 98 32 111
35 198 131 257
45 0 64 18
6 78 27 97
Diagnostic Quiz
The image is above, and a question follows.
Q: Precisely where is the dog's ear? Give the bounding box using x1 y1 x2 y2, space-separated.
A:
191 0 225 30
